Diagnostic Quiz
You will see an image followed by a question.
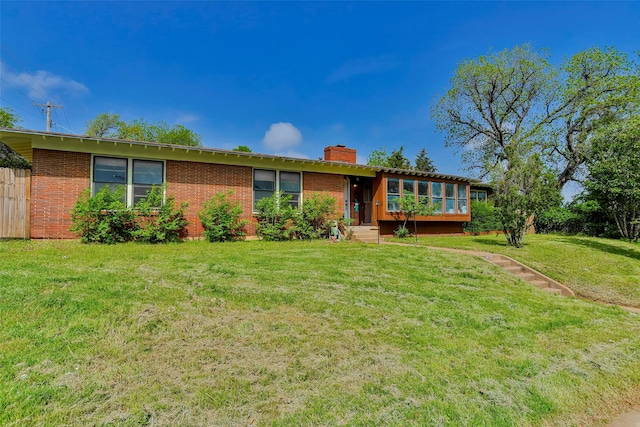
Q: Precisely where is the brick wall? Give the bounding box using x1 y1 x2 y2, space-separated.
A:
166 160 255 237
303 172 345 218
31 149 91 238
29 151 348 239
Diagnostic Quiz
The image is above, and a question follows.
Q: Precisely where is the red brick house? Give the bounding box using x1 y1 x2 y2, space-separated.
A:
0 128 483 239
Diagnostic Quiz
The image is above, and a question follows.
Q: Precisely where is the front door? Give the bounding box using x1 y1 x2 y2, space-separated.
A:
349 177 373 226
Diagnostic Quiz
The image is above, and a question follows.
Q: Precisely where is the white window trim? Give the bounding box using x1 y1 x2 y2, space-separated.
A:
90 155 166 206
252 168 303 213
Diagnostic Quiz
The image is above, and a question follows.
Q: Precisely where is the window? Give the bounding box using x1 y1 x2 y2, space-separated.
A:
253 169 301 210
417 180 429 205
432 182 443 213
92 156 164 205
458 184 468 214
403 180 415 200
470 190 488 202
387 178 400 211
254 170 276 210
280 171 301 208
93 157 127 199
445 183 456 213
133 160 164 205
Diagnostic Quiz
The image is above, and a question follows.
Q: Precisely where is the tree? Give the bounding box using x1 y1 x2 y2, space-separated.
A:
0 107 21 128
414 148 436 172
233 145 252 152
85 114 202 146
387 146 411 169
367 147 390 166
547 47 640 187
493 153 559 247
431 44 639 246
84 113 124 138
583 116 640 241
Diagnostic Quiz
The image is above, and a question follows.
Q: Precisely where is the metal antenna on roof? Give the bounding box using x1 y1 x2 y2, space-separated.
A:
33 101 63 132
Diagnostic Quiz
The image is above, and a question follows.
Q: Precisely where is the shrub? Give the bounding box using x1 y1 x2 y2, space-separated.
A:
464 200 501 234
70 186 138 244
199 190 248 242
296 192 337 240
394 225 410 238
133 186 189 243
255 192 298 241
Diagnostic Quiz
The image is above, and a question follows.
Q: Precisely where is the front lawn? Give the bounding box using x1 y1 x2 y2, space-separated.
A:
393 234 640 308
1 240 639 426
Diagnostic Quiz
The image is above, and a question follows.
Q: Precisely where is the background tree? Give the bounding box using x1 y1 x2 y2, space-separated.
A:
233 145 252 152
583 116 640 241
84 113 124 137
0 107 22 128
85 114 202 146
367 147 390 166
387 146 411 169
414 148 436 172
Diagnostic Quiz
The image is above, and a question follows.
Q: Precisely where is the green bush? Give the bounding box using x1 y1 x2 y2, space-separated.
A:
71 185 189 244
394 225 410 238
255 192 297 241
198 190 248 242
296 192 337 240
464 200 501 234
133 186 189 243
70 186 138 244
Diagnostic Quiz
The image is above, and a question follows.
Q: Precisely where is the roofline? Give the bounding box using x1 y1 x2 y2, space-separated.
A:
0 127 479 183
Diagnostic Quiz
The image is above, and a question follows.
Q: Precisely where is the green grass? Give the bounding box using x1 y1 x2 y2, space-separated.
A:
1 239 639 426
391 234 640 308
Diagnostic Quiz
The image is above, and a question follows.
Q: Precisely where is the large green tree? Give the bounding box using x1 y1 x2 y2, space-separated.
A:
583 116 640 241
432 44 639 246
547 47 640 187
85 113 202 146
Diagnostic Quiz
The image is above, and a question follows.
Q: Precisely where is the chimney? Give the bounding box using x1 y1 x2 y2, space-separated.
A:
324 145 357 164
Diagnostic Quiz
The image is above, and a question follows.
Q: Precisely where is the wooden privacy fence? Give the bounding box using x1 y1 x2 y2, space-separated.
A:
0 168 30 239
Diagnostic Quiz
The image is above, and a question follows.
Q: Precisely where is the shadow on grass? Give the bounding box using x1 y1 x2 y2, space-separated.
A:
558 236 640 262
466 236 510 248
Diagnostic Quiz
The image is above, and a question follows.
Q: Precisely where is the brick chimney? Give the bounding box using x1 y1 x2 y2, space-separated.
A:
324 145 357 164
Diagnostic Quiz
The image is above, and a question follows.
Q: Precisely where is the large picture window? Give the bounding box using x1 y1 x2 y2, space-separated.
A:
253 169 301 210
384 177 470 216
93 156 164 205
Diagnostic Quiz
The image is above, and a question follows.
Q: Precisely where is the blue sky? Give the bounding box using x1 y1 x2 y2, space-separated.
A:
1 1 639 179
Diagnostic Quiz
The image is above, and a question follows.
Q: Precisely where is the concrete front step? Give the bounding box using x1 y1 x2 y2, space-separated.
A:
350 226 380 243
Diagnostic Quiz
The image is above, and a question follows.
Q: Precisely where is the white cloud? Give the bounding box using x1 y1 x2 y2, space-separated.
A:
262 122 303 150
1 64 89 99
